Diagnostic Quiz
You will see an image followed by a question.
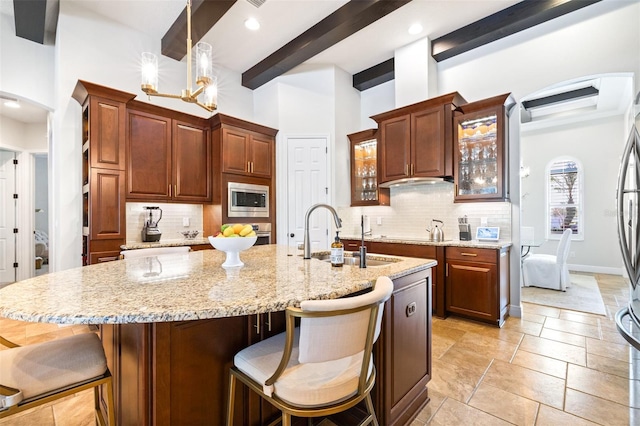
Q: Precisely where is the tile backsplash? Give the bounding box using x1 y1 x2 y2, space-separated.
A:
337 183 511 240
126 202 204 243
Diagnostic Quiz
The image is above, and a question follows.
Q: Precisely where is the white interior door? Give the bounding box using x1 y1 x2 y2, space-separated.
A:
287 137 329 252
0 150 16 284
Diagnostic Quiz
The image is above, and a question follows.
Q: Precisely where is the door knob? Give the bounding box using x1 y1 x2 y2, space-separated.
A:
290 233 295 237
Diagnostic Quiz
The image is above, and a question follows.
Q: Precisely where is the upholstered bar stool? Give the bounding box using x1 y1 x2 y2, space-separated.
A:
0 332 114 425
226 276 394 426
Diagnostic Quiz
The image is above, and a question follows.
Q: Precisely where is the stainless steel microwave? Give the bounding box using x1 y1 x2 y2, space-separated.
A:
228 182 269 217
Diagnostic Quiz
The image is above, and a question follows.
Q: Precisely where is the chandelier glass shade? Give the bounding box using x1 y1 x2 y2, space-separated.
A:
140 0 217 112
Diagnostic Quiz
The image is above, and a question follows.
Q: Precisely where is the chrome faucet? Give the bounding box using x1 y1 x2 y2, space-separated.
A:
303 203 342 259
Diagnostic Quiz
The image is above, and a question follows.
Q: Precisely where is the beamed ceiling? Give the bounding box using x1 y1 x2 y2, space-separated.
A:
11 0 602 91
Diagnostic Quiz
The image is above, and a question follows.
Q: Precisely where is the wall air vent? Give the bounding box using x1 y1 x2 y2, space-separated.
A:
521 85 599 123
246 0 266 8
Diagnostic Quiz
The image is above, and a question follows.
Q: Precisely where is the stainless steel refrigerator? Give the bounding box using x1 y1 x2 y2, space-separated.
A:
616 124 640 349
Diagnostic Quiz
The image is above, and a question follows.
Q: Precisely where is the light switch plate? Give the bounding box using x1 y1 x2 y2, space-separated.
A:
183 217 190 227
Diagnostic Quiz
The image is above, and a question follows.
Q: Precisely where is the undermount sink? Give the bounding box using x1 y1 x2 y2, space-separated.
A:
312 254 399 267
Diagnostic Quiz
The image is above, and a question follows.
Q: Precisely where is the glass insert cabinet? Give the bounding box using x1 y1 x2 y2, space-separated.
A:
348 129 389 206
453 93 513 202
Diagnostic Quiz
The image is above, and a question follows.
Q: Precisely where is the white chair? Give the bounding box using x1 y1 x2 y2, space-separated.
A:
226 276 394 426
0 333 114 424
522 229 572 291
120 246 191 259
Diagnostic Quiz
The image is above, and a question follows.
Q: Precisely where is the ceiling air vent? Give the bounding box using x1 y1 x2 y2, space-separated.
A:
246 0 266 7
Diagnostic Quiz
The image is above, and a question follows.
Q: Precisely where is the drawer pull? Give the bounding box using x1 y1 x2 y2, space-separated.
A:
406 302 417 317
254 314 260 335
460 252 478 257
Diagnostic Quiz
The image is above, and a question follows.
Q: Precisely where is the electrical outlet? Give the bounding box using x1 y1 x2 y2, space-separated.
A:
377 217 382 226
183 217 190 227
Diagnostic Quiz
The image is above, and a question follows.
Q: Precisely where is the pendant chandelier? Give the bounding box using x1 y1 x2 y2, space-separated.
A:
140 0 217 112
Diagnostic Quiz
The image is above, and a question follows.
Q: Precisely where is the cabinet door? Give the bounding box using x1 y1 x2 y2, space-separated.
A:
222 127 250 175
89 96 126 170
126 110 172 200
249 134 273 178
379 115 411 183
412 106 446 177
446 260 497 322
90 168 125 240
173 121 211 202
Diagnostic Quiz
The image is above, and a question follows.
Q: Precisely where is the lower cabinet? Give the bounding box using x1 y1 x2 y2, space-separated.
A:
445 246 510 326
98 269 433 425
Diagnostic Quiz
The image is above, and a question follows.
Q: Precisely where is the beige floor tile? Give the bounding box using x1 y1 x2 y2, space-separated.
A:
52 390 95 426
512 349 567 379
437 316 488 333
586 337 632 363
521 303 561 318
468 383 539 425
539 327 586 348
432 335 455 359
567 363 638 408
429 358 485 403
600 327 632 346
450 332 518 362
413 389 447 424
502 316 544 336
558 310 602 326
519 334 586 366
466 326 525 344
587 352 633 379
482 359 566 410
535 404 600 426
432 321 467 342
564 388 640 425
521 311 546 324
427 397 512 426
543 317 601 339
439 345 494 372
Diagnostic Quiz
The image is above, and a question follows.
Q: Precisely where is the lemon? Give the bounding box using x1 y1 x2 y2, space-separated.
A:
223 226 235 237
232 223 244 234
239 224 253 236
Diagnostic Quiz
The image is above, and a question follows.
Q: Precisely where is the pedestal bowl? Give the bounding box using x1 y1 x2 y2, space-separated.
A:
208 236 257 267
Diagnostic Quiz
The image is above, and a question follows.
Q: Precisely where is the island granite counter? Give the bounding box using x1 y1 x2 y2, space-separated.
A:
0 245 436 426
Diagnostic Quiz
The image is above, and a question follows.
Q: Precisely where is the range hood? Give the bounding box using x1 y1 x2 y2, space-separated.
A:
378 176 454 188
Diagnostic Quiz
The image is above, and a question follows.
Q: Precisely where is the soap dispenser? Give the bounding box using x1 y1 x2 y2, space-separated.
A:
330 231 344 267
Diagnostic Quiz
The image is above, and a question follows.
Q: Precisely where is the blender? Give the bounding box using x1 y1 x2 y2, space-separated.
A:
142 206 162 242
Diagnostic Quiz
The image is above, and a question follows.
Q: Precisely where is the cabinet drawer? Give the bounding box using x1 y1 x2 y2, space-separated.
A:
446 247 495 263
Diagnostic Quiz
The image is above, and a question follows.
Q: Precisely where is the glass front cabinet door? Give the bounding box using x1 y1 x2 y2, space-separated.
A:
454 93 514 202
348 129 389 206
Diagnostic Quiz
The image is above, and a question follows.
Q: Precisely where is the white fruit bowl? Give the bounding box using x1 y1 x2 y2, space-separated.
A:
208 236 257 268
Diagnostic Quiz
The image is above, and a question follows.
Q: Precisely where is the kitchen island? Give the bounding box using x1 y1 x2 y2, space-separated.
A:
0 245 436 425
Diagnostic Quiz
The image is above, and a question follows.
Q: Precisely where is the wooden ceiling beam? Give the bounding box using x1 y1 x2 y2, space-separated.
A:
242 0 411 90
431 0 602 62
161 0 236 61
353 58 394 91
13 0 47 44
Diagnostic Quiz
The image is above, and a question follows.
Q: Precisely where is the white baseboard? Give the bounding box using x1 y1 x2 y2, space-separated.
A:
509 304 523 319
568 263 623 276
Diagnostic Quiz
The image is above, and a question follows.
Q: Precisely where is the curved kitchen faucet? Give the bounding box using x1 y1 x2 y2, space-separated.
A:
303 203 342 259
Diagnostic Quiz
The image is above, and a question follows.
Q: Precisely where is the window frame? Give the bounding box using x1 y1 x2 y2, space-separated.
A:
545 156 584 241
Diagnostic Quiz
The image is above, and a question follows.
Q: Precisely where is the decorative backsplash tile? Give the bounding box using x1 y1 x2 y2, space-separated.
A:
337 183 511 241
126 203 203 243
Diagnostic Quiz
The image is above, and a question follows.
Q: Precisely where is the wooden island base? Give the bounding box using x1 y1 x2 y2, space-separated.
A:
99 268 432 425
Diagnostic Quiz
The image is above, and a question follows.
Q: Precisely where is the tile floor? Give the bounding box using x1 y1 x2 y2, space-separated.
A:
0 273 637 425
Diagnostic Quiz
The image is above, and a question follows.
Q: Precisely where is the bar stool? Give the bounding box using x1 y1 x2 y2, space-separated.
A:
0 332 115 424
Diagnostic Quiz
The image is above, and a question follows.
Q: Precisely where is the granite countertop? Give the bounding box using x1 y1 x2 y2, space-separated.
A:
121 238 210 250
341 235 512 250
0 245 436 325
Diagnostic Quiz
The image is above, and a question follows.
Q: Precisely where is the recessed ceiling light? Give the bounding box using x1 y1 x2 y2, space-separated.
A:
244 18 260 31
4 100 20 109
408 23 423 35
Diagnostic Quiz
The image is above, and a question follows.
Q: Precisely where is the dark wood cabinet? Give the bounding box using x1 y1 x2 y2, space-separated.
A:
348 129 390 206
73 80 134 266
372 92 466 184
453 93 514 202
126 104 211 202
221 124 274 179
445 246 510 326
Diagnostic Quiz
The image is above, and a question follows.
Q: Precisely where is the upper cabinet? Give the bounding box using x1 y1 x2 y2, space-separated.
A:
453 93 514 203
216 115 276 179
126 101 211 202
371 92 467 184
348 129 389 206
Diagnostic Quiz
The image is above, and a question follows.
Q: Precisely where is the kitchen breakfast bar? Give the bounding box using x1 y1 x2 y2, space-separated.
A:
0 245 436 425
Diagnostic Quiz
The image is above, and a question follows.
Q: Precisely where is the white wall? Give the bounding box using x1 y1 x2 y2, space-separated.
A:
0 116 47 152
35 155 48 234
521 114 624 273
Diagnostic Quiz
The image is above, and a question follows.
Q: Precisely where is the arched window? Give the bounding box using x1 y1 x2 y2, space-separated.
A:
546 157 583 240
